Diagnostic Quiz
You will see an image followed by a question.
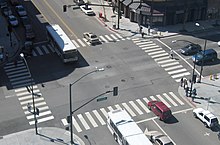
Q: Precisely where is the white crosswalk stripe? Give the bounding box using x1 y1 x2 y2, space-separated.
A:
42 45 50 54
122 103 136 117
73 116 82 132
151 53 169 58
160 62 179 67
168 68 187 75
171 72 190 79
136 99 150 113
35 46 44 55
99 35 108 43
77 39 86 47
144 48 162 53
148 50 166 55
71 40 80 48
129 101 143 115
85 112 98 128
82 38 91 45
169 92 184 105
156 94 171 108
77 114 90 130
110 34 120 41
115 33 125 40
68 92 185 132
92 110 106 125
47 44 55 52
164 65 183 71
157 59 176 64
105 35 113 41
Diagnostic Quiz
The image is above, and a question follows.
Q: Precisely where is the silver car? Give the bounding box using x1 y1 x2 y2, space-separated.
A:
83 32 100 45
15 5 27 16
145 131 174 145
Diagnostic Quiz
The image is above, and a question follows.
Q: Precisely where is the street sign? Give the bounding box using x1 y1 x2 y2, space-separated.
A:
97 96 107 102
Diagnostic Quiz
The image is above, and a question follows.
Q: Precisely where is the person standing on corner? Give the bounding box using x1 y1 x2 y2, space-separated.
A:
170 49 174 59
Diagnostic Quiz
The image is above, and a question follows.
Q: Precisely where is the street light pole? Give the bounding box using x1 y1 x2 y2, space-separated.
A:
69 68 104 144
20 53 38 135
195 22 206 83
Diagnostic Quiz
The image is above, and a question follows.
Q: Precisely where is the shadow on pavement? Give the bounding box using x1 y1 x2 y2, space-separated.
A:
164 115 179 124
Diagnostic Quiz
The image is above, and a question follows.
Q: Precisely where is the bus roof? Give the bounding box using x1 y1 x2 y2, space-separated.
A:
46 24 77 52
108 109 153 145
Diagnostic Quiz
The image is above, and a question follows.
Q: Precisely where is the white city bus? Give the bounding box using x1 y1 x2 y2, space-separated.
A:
107 109 153 145
46 24 78 63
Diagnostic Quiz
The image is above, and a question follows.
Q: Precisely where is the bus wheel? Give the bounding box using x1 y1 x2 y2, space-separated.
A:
113 133 118 142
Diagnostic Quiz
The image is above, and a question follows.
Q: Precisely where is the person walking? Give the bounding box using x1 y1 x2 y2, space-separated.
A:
170 49 174 59
180 78 184 87
141 32 144 38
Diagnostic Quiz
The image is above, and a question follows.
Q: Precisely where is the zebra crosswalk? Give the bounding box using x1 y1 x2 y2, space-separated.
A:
31 33 127 57
61 92 185 132
4 61 54 125
132 38 191 82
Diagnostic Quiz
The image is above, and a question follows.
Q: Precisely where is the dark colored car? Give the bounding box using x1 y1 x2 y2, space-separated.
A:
20 16 31 27
192 49 218 64
148 101 172 121
10 0 19 6
180 44 201 55
1 7 12 16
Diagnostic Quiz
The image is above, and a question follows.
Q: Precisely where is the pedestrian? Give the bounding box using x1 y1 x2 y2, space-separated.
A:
170 50 174 59
185 87 189 97
141 32 144 38
184 80 188 89
180 77 184 87
183 78 187 89
139 26 143 34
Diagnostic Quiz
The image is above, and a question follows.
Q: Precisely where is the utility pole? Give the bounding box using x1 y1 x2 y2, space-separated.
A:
117 0 120 29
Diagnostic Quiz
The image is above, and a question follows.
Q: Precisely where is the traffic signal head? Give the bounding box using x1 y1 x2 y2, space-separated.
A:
63 5 67 12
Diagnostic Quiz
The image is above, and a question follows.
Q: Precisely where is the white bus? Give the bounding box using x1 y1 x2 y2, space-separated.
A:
107 109 153 145
46 24 78 63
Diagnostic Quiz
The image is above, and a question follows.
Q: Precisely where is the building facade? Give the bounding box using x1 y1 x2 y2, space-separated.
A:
117 0 208 26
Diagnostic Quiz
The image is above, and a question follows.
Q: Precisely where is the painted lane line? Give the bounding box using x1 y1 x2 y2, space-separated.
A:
20 97 44 105
85 112 98 128
32 50 37 56
77 114 90 130
129 101 143 115
171 72 190 79
136 41 153 45
164 65 183 71
152 119 177 145
169 92 184 105
6 69 27 75
115 33 124 39
24 106 49 115
92 110 106 125
8 72 30 79
136 99 150 113
168 68 187 75
156 95 171 108
151 53 169 58
142 45 159 50
5 66 27 72
122 103 136 117
100 108 108 118
22 102 46 110
11 79 33 85
10 75 31 82
160 62 179 67
26 110 52 119
163 93 178 107
16 89 40 96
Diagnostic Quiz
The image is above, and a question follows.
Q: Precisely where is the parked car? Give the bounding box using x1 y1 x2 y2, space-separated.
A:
180 43 201 55
15 5 27 17
25 25 35 40
83 32 100 45
80 5 95 15
145 130 174 145
1 7 12 16
193 108 219 129
192 49 217 64
0 0 7 8
20 16 31 27
148 101 172 121
8 15 18 27
10 0 19 6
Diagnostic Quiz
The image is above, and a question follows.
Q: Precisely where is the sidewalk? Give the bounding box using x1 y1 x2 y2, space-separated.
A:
0 127 85 145
0 14 20 67
178 73 220 120
92 1 220 39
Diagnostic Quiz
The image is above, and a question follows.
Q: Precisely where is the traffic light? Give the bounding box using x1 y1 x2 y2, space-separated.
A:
113 87 118 96
63 5 67 12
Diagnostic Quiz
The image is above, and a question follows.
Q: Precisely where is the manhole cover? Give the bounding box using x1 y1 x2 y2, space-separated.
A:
121 79 126 82
106 65 112 68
